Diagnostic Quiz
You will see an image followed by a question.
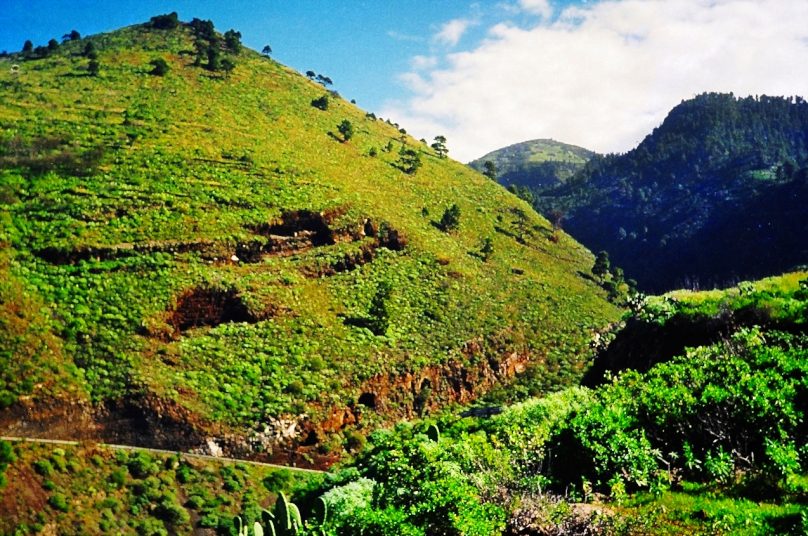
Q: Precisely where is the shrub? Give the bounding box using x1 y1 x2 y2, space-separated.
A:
337 119 354 142
262 469 293 492
33 459 55 477
155 493 190 525
0 441 15 473
438 204 461 232
127 451 156 478
149 58 169 76
48 493 69 512
397 147 422 174
311 95 329 110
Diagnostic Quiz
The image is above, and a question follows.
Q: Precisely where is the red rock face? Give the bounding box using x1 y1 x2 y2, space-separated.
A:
0 336 535 471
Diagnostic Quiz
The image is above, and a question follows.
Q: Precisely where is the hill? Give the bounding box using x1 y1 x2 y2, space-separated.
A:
0 17 620 464
535 93 808 292
469 138 595 191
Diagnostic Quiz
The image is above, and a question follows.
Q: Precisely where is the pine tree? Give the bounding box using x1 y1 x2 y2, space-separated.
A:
592 250 610 282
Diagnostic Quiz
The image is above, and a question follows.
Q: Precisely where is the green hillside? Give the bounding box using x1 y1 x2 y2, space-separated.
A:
469 139 595 191
1 272 805 534
536 93 808 292
288 272 808 535
0 19 619 462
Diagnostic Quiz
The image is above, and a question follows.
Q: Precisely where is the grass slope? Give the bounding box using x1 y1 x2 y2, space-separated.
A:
0 21 619 456
0 439 320 535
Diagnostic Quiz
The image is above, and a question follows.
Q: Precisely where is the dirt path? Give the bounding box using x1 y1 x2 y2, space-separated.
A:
0 435 324 474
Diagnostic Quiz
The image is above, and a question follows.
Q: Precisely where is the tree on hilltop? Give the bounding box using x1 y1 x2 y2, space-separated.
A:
149 12 179 29
224 30 242 53
431 135 448 158
262 45 273 57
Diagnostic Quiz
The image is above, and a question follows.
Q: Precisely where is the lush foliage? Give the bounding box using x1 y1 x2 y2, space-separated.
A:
0 441 320 535
535 92 808 291
300 277 807 534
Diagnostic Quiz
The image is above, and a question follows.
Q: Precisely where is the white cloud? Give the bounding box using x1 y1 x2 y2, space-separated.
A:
383 0 808 162
434 18 474 47
519 0 553 18
410 55 439 70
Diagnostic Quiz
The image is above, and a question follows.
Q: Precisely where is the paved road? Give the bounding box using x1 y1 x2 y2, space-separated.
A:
0 436 324 474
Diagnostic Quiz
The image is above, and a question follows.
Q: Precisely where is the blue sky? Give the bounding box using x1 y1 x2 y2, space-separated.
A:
0 1 572 113
2 1 807 161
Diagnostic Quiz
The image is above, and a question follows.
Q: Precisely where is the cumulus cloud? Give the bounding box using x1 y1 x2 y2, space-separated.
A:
434 18 475 47
382 0 808 162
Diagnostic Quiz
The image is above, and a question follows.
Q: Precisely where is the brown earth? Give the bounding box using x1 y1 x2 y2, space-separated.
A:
0 335 534 470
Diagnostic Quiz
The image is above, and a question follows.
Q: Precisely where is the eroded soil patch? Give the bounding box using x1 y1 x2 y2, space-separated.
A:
167 285 258 332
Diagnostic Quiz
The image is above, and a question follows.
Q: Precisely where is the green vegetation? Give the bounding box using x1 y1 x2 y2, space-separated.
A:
293 274 807 535
311 95 329 110
0 17 618 464
431 135 448 159
481 160 497 180
469 138 595 190
337 119 354 142
438 204 461 232
7 14 802 536
0 441 319 535
0 440 14 488
149 57 170 76
535 93 808 291
149 12 180 30
396 147 422 174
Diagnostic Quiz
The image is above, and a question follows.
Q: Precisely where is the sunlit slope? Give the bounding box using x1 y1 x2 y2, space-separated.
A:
0 21 620 446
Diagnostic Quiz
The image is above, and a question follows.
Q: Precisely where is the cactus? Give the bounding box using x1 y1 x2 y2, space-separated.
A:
288 501 303 533
311 496 328 525
239 494 310 536
426 423 440 442
234 515 246 536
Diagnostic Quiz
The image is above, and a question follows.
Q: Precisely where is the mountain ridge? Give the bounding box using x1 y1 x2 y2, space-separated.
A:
522 92 808 291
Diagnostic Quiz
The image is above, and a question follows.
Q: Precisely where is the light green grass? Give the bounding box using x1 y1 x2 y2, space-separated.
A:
0 22 620 436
